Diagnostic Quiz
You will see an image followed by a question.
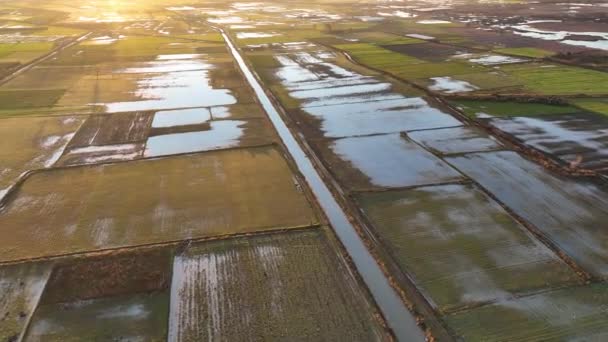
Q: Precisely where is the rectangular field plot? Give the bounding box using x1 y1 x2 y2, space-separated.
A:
25 293 169 342
445 284 608 341
500 63 608 95
317 133 463 191
67 112 153 147
0 146 317 262
0 263 51 342
489 112 608 170
56 112 153 166
448 151 608 279
25 249 172 342
169 229 390 341
357 184 578 313
144 118 275 157
267 48 462 138
0 115 84 194
408 126 503 155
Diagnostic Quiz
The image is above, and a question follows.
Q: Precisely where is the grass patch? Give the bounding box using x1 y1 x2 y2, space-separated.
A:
0 41 54 54
345 31 422 45
40 26 86 36
452 72 522 91
571 98 608 116
393 61 476 79
43 45 118 66
335 43 424 66
0 89 65 110
453 99 579 118
501 63 608 95
495 47 554 58
113 36 178 57
247 53 281 68
334 43 480 79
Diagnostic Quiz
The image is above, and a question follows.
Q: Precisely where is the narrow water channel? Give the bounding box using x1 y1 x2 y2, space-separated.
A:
220 29 426 342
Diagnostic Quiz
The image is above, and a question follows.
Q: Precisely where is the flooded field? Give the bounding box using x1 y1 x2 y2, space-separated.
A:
448 151 608 279
1 0 608 340
446 284 608 341
26 250 172 341
357 184 579 313
489 112 608 171
317 133 463 190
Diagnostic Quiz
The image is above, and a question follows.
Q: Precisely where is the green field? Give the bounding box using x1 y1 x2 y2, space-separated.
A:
453 99 579 118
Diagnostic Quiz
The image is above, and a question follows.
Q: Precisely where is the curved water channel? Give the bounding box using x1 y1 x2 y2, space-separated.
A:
220 29 426 341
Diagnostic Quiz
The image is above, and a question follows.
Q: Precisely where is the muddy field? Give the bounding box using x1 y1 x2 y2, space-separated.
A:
0 146 318 262
169 229 391 341
357 184 580 313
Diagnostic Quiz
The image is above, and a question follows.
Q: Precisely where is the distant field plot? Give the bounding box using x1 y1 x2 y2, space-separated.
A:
0 89 65 110
335 43 479 80
262 46 461 138
41 50 244 113
439 71 522 92
445 284 608 341
0 146 317 262
0 41 54 64
448 151 608 279
500 63 608 95
489 112 608 170
334 43 425 69
0 263 51 342
42 45 118 66
494 47 555 58
169 229 390 341
1 65 91 90
408 126 503 155
381 42 470 62
0 115 84 192
357 184 578 313
344 31 422 45
452 100 579 118
230 29 326 45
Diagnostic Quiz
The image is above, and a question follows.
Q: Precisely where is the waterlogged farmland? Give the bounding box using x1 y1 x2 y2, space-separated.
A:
0 1 396 340
1 0 608 341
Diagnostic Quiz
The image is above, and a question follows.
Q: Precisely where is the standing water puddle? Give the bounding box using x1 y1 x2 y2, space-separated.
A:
220 29 425 341
151 108 212 128
145 120 244 157
273 53 461 137
100 56 237 113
